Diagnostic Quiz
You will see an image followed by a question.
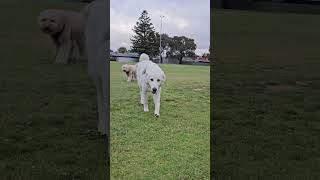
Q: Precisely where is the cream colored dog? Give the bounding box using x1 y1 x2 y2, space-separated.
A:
121 64 136 82
38 9 86 64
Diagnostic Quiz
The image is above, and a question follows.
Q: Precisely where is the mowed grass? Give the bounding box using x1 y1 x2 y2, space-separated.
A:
0 1 106 179
110 62 210 179
212 9 320 179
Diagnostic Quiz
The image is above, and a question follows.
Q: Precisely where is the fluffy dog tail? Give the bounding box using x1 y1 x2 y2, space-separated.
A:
139 53 150 62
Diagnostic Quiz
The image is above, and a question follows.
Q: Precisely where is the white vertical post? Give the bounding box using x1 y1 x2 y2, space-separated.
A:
159 15 164 64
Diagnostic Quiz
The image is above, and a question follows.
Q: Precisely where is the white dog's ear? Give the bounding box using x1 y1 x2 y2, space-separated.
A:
162 73 166 81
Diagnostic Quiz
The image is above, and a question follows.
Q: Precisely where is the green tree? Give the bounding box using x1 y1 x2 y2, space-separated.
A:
117 47 127 53
202 52 210 61
130 10 158 57
167 36 197 64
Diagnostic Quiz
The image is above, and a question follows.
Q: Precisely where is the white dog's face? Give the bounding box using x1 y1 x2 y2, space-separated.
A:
146 73 166 94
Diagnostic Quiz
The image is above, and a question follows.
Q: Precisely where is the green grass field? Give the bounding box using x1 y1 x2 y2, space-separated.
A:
212 9 320 179
0 1 107 179
110 62 210 179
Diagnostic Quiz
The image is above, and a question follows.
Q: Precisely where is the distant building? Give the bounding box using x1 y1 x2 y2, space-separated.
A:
153 56 198 64
110 52 209 65
152 56 180 64
196 56 209 63
110 52 139 62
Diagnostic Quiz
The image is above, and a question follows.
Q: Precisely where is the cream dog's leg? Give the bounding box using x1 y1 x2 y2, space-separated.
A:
130 69 136 81
127 71 132 82
54 40 71 64
132 72 136 80
70 40 81 63
77 35 86 57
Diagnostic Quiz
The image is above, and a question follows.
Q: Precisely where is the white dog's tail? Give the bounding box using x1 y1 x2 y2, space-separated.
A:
139 53 150 62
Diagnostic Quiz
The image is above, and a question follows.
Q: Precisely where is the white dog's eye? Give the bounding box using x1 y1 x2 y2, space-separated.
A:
150 78 153 81
157 79 160 82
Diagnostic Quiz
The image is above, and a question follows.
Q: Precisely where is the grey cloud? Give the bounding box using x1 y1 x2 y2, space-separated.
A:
111 0 210 55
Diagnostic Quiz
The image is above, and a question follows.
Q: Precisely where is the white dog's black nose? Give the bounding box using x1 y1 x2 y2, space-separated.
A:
152 88 157 94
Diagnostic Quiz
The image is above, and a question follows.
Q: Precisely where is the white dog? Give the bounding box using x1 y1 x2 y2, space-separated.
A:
136 53 166 117
121 64 136 82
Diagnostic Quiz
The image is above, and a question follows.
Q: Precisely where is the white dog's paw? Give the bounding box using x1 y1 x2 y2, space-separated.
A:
144 108 149 112
154 113 160 118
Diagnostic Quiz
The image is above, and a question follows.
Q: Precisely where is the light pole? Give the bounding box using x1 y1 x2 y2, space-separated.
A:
159 15 164 64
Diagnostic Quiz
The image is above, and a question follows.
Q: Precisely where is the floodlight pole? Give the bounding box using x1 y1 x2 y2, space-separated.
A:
159 15 164 64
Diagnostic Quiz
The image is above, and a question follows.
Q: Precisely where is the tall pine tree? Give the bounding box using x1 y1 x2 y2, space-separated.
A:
130 10 158 57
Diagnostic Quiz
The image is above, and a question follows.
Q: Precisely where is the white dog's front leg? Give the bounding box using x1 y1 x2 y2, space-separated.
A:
139 86 144 105
153 90 161 117
142 89 149 112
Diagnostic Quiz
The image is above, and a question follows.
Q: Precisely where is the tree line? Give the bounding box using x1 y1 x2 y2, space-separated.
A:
115 10 199 64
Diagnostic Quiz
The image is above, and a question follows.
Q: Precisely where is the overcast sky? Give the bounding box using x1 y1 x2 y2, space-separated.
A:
110 0 210 56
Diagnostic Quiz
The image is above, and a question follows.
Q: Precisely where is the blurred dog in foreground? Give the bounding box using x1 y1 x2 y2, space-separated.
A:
38 9 86 64
136 53 166 117
85 0 109 136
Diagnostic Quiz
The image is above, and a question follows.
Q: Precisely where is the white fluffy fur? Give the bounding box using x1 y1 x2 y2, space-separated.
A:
139 53 150 62
136 53 166 117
